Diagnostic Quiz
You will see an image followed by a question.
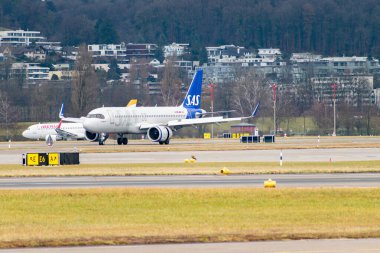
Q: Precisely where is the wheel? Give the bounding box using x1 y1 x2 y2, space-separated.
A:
164 139 170 145
117 138 122 145
159 141 164 145
122 137 128 145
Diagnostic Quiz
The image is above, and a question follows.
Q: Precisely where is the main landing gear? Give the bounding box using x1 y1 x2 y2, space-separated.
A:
158 139 170 145
117 134 128 145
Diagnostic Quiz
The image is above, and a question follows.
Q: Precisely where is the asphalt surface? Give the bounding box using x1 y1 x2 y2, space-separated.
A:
1 147 380 164
1 239 380 253
1 173 379 189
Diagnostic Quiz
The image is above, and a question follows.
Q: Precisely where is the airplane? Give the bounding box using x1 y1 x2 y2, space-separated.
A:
22 119 89 143
62 69 259 145
22 100 139 145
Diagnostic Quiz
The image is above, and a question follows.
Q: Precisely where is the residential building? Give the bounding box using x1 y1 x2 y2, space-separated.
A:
0 28 46 47
291 54 380 82
125 43 157 58
206 45 248 63
24 47 46 61
11 63 49 80
310 75 374 106
257 48 282 59
163 43 189 58
88 43 127 58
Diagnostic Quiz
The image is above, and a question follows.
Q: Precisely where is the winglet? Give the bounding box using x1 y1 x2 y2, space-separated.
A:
59 103 64 119
126 99 137 108
251 102 260 117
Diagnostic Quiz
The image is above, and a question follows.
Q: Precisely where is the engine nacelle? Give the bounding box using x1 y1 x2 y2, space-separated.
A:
85 131 99 141
45 134 58 142
195 109 207 118
147 126 173 142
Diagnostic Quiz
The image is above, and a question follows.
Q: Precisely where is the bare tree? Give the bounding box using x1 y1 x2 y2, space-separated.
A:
128 58 150 105
71 45 99 116
160 57 182 106
232 69 270 116
0 91 16 140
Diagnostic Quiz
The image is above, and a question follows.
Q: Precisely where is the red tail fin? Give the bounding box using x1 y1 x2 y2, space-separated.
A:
57 119 63 129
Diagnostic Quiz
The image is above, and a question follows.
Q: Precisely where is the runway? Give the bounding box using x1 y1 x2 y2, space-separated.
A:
1 239 380 253
1 147 380 164
79 148 380 163
1 173 379 189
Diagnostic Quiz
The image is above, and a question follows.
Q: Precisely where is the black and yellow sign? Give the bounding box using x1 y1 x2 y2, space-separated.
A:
24 152 79 166
26 153 51 166
48 153 59 166
26 153 39 166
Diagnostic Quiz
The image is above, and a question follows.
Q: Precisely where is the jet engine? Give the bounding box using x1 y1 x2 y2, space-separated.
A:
195 109 207 118
85 131 99 141
45 134 58 142
85 131 109 144
147 126 173 143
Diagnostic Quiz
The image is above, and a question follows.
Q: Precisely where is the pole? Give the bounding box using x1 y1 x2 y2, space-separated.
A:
272 84 277 136
331 83 337 136
333 98 336 136
209 83 215 138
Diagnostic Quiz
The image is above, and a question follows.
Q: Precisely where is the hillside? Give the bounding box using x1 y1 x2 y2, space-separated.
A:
1 0 380 57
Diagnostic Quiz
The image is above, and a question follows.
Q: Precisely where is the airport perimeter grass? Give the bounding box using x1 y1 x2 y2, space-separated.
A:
0 188 379 248
0 160 380 177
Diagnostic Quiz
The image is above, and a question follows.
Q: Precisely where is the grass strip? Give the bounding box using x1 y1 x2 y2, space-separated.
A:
0 188 380 248
0 161 380 177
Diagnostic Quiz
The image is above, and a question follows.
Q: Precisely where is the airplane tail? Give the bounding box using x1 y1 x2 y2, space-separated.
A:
181 69 203 109
59 103 64 119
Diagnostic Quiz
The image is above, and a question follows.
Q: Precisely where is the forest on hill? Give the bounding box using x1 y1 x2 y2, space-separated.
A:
1 0 380 58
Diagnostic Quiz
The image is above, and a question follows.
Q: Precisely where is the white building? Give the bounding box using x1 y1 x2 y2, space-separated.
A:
0 28 46 47
163 43 189 58
11 63 49 80
258 48 282 59
88 43 126 58
206 45 247 63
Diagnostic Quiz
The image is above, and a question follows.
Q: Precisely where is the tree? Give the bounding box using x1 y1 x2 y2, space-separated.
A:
95 18 119 44
232 69 270 116
0 91 16 140
160 57 183 106
107 59 122 81
71 45 99 116
51 74 59 80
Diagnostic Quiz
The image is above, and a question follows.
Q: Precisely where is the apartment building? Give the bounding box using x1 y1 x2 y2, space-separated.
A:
11 63 49 80
163 43 189 58
88 43 127 58
0 28 46 47
126 43 157 58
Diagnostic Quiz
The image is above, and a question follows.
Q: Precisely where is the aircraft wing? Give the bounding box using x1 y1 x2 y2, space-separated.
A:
139 103 260 130
55 128 79 138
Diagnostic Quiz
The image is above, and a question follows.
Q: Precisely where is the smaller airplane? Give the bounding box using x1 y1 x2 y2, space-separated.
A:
23 100 138 145
22 119 87 143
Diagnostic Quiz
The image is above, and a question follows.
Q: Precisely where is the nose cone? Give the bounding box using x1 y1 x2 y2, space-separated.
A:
22 130 30 139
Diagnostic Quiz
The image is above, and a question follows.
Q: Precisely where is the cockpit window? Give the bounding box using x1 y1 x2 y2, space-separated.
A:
86 114 105 119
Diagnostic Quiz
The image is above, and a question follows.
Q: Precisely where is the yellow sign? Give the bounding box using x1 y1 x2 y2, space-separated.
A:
204 133 211 139
48 153 59 166
27 153 39 166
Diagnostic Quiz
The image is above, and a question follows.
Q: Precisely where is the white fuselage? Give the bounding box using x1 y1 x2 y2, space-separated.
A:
83 107 189 133
22 122 85 140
